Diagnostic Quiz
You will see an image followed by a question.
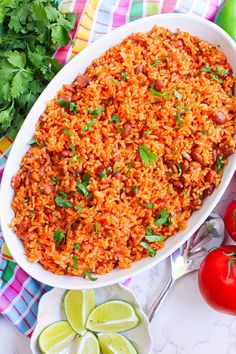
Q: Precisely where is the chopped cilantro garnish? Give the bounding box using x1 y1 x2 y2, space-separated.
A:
100 167 112 179
150 87 169 98
113 167 120 174
146 202 154 208
145 227 164 242
215 66 228 76
200 62 211 73
117 126 124 133
55 196 73 208
210 73 222 83
131 186 138 194
216 155 224 173
77 174 90 197
54 230 66 247
174 91 182 100
139 145 157 166
74 243 80 250
88 107 103 117
92 222 100 233
64 128 71 138
111 115 119 123
58 98 78 115
52 211 57 216
81 118 96 134
176 107 189 129
140 241 156 257
28 138 39 146
120 72 128 81
144 130 152 135
183 189 187 197
68 156 80 163
72 255 79 269
51 177 59 183
201 130 208 135
57 191 69 198
152 60 159 67
84 269 98 281
77 205 83 213
175 162 182 176
168 171 174 177
155 208 171 226
113 78 119 84
22 198 29 203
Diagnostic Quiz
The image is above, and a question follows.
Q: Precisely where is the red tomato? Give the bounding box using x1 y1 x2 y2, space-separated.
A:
198 246 236 315
224 200 236 241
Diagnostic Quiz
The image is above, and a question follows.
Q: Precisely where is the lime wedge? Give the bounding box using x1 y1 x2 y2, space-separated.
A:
98 333 137 354
75 332 100 354
64 289 95 335
38 320 76 353
86 300 139 332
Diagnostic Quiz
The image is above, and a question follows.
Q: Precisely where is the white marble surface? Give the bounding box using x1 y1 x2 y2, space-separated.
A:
1 176 236 354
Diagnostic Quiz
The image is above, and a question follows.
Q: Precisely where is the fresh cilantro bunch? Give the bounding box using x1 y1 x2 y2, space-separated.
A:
0 0 76 138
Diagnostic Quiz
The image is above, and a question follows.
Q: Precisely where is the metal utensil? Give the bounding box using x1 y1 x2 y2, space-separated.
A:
147 212 225 321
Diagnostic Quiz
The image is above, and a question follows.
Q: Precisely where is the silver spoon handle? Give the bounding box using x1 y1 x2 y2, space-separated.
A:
147 277 174 322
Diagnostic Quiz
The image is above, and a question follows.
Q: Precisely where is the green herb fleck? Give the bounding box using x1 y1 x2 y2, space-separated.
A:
155 208 171 226
152 60 159 67
120 72 128 81
216 155 224 173
183 189 187 197
77 205 83 213
92 222 100 233
210 73 222 83
174 91 182 100
28 138 39 146
88 108 103 117
168 171 174 177
81 118 96 134
175 162 182 176
144 130 152 135
28 213 33 219
74 243 80 250
54 230 66 247
52 211 57 216
113 78 119 84
72 255 79 269
140 241 156 257
131 186 138 194
150 87 169 98
58 98 78 114
100 167 112 179
215 66 228 76
22 198 29 203
51 177 59 183
145 226 164 242
113 167 120 174
139 145 157 166
117 126 124 133
200 62 211 73
84 269 98 281
57 191 69 198
55 196 73 208
201 130 208 135
111 115 119 123
146 202 154 208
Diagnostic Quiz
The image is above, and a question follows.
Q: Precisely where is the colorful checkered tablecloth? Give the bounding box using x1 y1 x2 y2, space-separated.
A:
0 0 224 337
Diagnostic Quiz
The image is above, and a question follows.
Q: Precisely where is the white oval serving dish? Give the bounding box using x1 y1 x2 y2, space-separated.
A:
1 14 236 289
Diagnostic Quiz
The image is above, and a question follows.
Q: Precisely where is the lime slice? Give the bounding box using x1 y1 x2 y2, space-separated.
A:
38 320 76 353
64 289 95 335
86 300 139 332
98 333 137 354
74 332 100 354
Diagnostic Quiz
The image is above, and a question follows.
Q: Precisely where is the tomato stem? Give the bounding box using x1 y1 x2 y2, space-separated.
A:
224 251 236 278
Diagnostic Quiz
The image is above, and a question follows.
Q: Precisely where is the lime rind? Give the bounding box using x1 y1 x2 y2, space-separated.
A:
38 320 76 353
98 332 137 354
86 300 139 333
75 332 100 354
64 289 95 336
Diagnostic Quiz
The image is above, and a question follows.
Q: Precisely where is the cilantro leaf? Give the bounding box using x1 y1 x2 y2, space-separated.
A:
84 269 98 281
210 73 222 83
216 155 224 173
111 115 119 123
120 72 128 80
77 175 91 197
174 91 182 100
55 196 73 208
77 205 83 213
72 255 79 269
155 209 171 226
58 98 78 114
139 145 157 166
152 60 159 67
150 86 169 98
54 230 66 247
74 243 80 250
140 241 156 257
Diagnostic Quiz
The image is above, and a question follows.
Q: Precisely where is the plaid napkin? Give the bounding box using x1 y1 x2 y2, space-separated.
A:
0 0 224 337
